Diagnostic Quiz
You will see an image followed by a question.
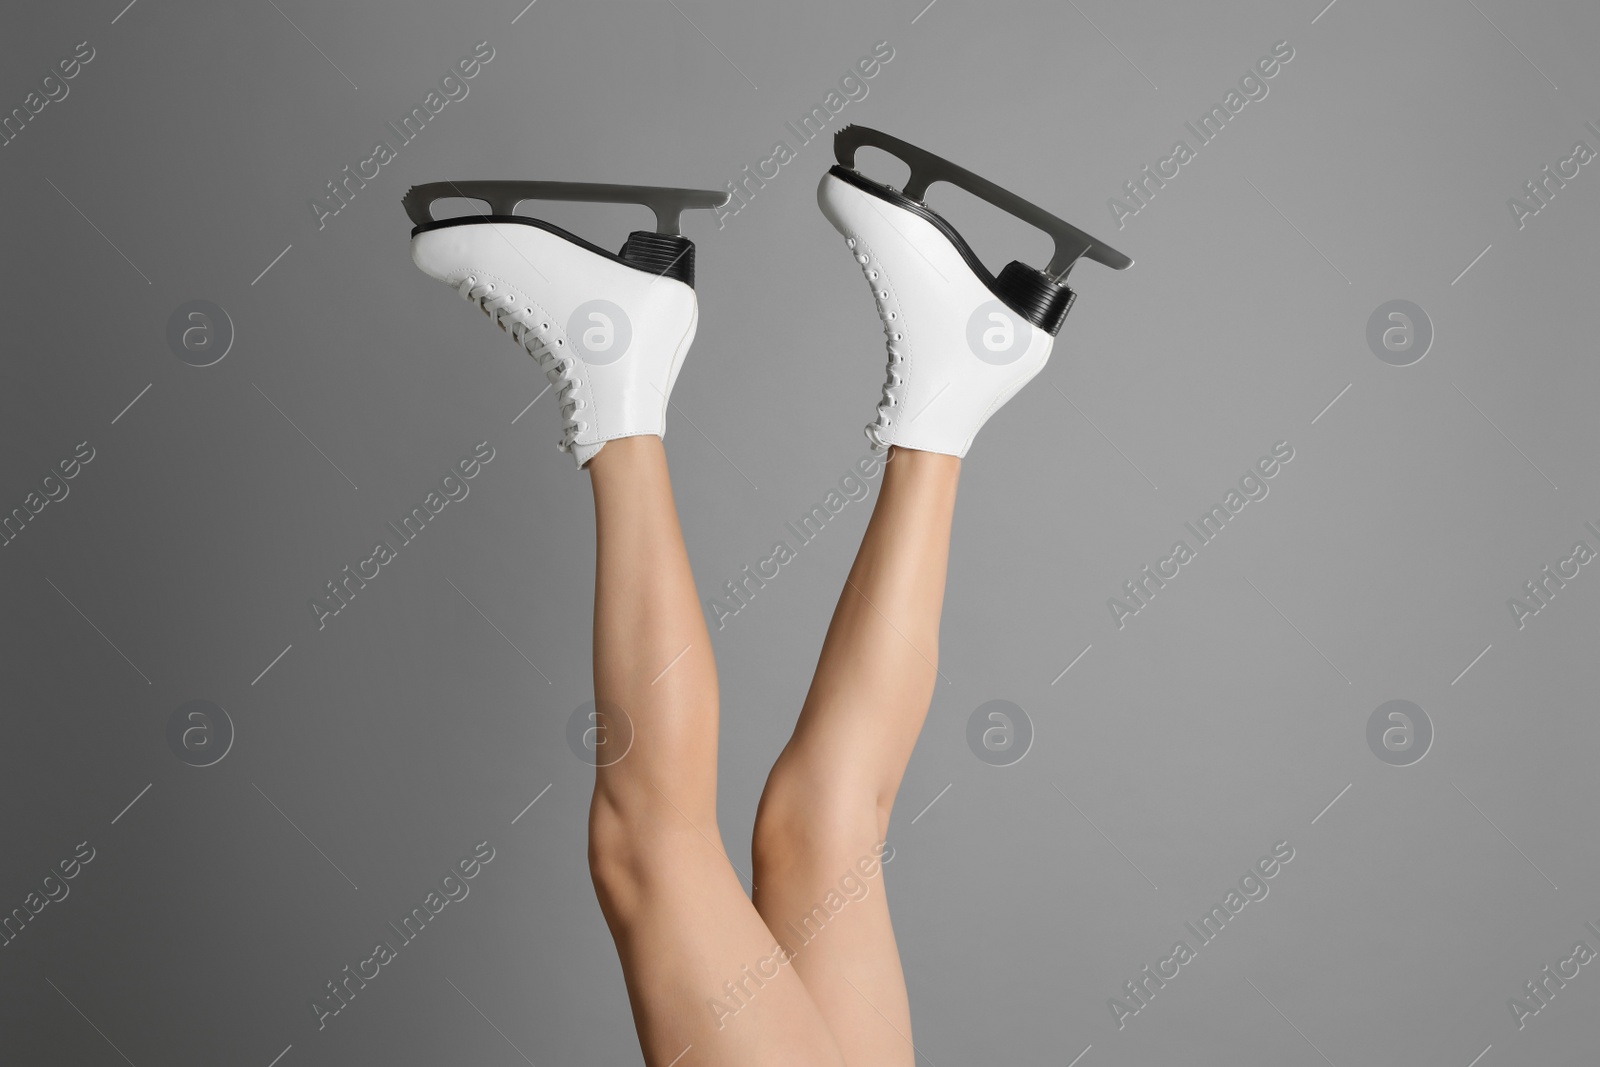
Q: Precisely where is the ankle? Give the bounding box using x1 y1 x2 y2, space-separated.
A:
882 446 960 489
587 433 668 483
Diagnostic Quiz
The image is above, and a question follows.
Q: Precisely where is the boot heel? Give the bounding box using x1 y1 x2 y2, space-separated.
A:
619 231 696 287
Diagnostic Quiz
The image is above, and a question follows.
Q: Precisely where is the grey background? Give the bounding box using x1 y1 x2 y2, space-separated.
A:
2 0 1597 1064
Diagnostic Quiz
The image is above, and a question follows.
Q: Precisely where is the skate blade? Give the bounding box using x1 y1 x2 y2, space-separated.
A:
832 125 1132 278
402 181 728 236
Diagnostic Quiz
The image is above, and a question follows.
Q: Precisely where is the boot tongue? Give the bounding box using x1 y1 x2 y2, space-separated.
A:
994 261 1076 337
619 231 696 287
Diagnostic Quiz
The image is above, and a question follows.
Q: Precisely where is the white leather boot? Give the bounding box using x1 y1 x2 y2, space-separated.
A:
818 126 1132 457
404 182 724 467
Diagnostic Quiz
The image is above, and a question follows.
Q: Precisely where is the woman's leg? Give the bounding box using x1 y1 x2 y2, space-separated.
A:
751 446 960 1067
586 436 846 1067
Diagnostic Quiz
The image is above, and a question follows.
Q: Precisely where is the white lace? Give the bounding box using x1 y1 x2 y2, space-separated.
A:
848 238 904 450
457 276 585 452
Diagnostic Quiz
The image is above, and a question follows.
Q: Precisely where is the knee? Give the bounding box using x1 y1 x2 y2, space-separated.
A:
752 754 889 875
586 795 663 920
587 790 720 921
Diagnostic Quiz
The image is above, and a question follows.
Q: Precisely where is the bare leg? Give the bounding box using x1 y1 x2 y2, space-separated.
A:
752 446 960 1067
586 437 846 1067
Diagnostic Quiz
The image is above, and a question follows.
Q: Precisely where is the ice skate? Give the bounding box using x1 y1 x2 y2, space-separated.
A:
817 125 1132 457
404 181 726 466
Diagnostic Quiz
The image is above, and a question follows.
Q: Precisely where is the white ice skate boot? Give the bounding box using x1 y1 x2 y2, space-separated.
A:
404 181 726 466
818 126 1132 457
